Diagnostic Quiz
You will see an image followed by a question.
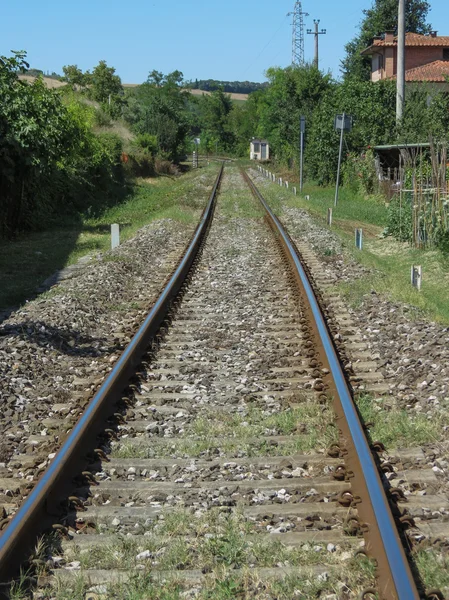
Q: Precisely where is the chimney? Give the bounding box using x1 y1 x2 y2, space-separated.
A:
385 31 395 43
430 31 438 37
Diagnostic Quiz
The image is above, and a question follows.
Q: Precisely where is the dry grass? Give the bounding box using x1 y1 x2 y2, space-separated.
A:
18 74 67 89
187 89 248 102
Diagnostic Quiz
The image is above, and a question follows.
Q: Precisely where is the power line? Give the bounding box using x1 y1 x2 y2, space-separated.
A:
241 16 289 77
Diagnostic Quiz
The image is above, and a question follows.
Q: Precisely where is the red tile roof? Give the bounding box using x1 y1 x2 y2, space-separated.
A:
403 60 449 82
362 32 449 54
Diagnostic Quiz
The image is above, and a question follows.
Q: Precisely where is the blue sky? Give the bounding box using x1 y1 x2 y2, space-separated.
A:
1 0 448 84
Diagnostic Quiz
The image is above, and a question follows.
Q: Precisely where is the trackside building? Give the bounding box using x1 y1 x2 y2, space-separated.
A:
250 138 270 161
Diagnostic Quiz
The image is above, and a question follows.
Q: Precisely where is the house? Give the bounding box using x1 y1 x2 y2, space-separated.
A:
250 139 270 161
361 31 449 88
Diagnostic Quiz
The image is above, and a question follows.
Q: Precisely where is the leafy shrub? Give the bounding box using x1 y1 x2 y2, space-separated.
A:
93 107 112 127
155 158 180 176
131 133 158 156
124 152 155 178
342 150 378 195
385 194 413 243
0 51 126 235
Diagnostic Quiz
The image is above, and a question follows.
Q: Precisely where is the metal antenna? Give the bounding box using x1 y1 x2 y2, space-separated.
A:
287 2 309 66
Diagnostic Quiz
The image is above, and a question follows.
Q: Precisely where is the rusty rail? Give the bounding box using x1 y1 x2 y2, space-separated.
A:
0 164 224 587
242 169 419 600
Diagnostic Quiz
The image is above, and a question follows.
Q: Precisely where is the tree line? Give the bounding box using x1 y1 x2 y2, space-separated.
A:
187 79 268 95
2 0 447 241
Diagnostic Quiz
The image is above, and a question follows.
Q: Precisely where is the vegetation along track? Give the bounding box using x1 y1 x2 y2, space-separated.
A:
0 165 443 599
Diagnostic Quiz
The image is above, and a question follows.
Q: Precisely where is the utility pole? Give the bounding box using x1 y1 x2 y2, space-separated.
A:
300 116 306 192
334 114 353 207
307 20 326 68
287 2 309 66
396 0 406 122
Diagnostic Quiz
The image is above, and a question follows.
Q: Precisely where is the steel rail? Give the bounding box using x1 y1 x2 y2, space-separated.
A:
242 170 419 600
0 164 224 587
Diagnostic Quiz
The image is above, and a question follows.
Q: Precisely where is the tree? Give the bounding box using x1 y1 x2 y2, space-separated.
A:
90 60 122 103
306 78 396 183
257 65 332 166
124 71 190 162
199 89 235 152
62 64 89 90
229 91 263 156
342 0 432 81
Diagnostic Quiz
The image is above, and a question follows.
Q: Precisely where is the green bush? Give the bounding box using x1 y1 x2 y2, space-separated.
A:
132 133 158 156
124 151 155 178
93 107 112 127
385 194 413 242
342 150 378 195
0 51 126 235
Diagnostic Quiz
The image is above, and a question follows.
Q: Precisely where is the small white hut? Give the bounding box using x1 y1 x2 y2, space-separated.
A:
250 138 270 161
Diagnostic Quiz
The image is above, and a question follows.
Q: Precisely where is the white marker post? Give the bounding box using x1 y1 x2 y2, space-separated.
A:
193 137 200 168
111 224 120 249
355 228 363 250
327 208 332 226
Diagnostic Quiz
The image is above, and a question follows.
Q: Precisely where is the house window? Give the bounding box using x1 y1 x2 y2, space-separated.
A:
443 49 449 61
253 143 260 153
372 55 382 72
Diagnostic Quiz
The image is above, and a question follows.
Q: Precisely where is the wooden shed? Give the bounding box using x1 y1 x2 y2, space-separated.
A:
250 138 270 161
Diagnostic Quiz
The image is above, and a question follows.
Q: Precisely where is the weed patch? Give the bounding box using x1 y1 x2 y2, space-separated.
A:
356 394 442 447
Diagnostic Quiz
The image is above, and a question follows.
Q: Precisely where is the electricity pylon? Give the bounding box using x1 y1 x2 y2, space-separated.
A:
287 2 309 66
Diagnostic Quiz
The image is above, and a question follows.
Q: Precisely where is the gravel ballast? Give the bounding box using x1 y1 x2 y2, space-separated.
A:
0 217 203 470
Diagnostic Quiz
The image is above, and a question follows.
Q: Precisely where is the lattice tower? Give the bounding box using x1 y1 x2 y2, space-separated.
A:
290 2 308 66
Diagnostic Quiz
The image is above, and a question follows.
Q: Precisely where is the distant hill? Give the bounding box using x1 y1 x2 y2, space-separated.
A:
188 89 248 102
18 74 67 89
18 76 251 102
188 79 268 95
25 68 62 80
123 84 248 102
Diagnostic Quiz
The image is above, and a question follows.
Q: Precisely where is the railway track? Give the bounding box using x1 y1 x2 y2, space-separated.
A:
0 165 443 599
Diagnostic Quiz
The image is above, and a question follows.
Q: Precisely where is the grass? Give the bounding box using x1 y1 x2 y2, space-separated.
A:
356 394 443 447
335 238 449 324
413 547 449 591
66 531 357 572
219 170 265 220
113 432 338 460
0 164 220 310
55 509 375 599
42 555 377 600
28 509 376 599
112 403 338 459
251 166 449 324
